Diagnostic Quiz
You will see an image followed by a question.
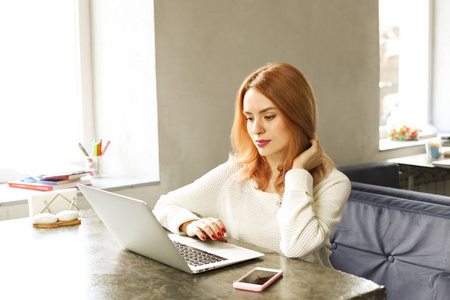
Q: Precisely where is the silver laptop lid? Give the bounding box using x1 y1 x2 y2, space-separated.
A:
79 184 192 273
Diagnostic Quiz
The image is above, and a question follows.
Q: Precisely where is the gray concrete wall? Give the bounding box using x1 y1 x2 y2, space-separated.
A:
92 0 428 207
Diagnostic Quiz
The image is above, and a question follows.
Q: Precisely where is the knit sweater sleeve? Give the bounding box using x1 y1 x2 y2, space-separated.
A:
153 160 239 234
276 168 351 258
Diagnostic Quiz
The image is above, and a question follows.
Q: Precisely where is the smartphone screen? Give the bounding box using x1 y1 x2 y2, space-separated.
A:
240 269 279 285
233 267 283 292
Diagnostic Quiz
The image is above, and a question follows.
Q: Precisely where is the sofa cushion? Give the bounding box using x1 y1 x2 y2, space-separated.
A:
429 272 450 300
330 189 450 300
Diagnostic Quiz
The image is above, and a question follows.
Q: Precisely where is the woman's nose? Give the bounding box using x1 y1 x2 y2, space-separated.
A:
252 119 265 135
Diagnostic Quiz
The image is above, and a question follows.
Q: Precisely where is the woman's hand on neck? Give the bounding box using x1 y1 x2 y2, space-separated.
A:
292 139 323 171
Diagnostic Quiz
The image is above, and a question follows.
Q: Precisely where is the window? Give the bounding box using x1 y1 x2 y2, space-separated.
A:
0 0 160 183
0 0 91 182
379 0 431 137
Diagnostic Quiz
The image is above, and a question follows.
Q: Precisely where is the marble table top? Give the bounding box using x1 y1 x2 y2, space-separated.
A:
0 207 385 299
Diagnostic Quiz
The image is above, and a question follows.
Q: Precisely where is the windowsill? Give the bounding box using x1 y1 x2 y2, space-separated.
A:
379 137 450 151
379 138 427 151
0 175 159 207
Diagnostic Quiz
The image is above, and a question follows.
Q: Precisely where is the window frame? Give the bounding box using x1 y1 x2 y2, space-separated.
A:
76 0 95 151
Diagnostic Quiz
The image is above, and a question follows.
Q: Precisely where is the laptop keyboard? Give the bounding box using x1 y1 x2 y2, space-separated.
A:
172 241 228 267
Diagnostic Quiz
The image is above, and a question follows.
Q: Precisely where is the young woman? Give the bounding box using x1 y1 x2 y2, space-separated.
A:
153 63 351 267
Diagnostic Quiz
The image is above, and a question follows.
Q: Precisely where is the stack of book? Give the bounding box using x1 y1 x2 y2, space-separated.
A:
8 170 92 191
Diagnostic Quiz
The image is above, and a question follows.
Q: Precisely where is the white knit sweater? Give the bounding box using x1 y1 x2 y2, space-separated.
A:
153 160 351 267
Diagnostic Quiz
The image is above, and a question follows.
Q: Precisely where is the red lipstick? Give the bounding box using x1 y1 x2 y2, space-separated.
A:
255 139 270 147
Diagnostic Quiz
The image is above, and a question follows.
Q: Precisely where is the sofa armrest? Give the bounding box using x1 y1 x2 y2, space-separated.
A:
351 181 450 206
338 161 400 188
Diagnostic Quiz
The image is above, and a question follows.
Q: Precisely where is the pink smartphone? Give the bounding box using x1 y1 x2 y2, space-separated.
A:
233 267 283 292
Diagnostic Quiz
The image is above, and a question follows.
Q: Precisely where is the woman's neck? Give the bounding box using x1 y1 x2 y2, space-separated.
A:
261 157 281 193
262 167 279 193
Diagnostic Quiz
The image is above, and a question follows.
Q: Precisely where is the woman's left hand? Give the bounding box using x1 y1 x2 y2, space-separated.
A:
292 139 323 171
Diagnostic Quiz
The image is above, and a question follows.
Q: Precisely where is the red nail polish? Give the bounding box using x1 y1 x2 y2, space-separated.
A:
201 236 206 241
222 228 226 234
217 232 222 238
212 234 217 240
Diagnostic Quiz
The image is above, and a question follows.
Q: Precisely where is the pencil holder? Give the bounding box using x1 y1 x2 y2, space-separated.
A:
85 156 102 178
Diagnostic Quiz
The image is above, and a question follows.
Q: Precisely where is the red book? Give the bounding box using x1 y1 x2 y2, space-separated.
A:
8 179 91 191
8 181 54 191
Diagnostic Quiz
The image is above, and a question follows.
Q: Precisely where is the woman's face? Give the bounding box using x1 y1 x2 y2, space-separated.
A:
243 88 291 167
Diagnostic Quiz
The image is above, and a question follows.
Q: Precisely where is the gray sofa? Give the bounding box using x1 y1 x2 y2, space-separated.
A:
332 162 450 300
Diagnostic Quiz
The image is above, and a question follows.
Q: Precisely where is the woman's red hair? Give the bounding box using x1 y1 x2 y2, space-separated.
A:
230 63 334 194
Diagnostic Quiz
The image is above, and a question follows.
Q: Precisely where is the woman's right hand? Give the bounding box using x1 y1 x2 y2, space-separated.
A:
180 217 227 242
292 139 323 171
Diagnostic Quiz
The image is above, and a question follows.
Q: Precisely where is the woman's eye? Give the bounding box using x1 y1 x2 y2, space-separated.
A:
265 115 275 120
245 117 253 121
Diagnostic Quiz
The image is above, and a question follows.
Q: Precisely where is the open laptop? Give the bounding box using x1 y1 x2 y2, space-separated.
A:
78 184 264 274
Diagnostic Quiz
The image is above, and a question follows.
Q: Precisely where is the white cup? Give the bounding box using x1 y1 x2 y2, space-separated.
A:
85 156 102 177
